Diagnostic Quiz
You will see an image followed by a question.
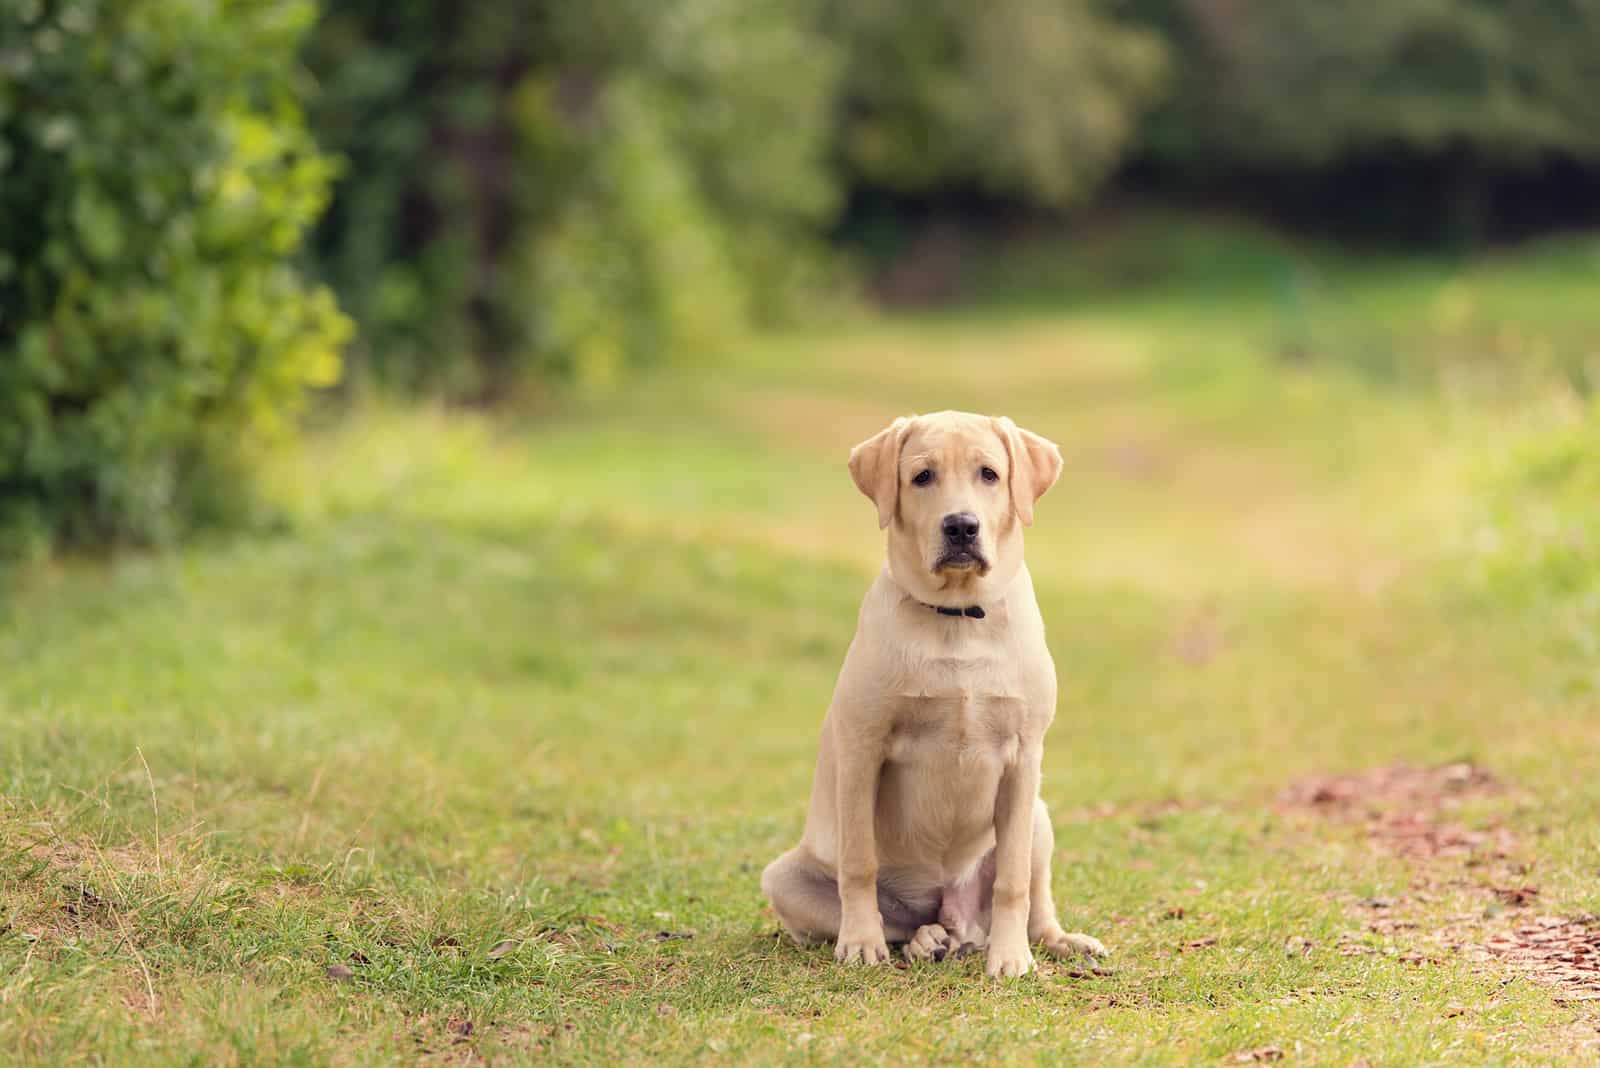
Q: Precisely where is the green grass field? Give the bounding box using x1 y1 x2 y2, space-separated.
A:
5 225 1600 1064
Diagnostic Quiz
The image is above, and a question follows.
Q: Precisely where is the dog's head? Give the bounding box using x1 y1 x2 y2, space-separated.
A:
849 411 1062 605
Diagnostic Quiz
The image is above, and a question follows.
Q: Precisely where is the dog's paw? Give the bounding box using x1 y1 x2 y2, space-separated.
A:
1038 928 1109 961
903 924 953 963
835 930 890 965
985 935 1035 978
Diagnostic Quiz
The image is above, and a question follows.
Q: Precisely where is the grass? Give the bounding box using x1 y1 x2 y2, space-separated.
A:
4 221 1600 1064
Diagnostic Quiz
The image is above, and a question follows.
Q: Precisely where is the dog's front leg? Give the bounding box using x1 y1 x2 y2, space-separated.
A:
833 743 889 964
986 743 1042 978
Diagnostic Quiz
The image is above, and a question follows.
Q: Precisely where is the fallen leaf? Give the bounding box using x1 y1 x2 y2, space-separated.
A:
487 939 519 959
1337 938 1374 956
1182 936 1218 951
325 964 354 981
1165 906 1186 920
538 928 577 948
1482 914 1600 1001
1284 936 1314 957
1492 886 1540 907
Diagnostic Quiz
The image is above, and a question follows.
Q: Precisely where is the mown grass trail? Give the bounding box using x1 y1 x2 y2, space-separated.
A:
5 239 1600 1064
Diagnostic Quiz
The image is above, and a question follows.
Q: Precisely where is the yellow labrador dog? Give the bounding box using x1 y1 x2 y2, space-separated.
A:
762 410 1107 978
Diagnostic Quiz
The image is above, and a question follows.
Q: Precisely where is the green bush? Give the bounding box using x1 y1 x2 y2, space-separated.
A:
1134 0 1600 175
830 0 1167 206
0 0 349 556
306 0 840 397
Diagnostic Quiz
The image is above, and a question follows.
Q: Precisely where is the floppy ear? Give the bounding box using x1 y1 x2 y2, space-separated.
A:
849 416 912 530
993 416 1062 527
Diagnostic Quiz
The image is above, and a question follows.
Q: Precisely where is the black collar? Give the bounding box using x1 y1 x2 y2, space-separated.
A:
925 603 986 619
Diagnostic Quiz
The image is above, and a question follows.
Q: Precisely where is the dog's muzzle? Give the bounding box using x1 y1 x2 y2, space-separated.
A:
934 511 986 572
934 548 986 571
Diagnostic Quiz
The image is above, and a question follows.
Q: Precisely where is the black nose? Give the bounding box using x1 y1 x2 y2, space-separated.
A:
942 512 980 544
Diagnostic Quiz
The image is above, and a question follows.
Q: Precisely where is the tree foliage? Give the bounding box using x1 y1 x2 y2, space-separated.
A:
0 0 348 555
1136 0 1600 170
830 0 1167 206
306 0 840 396
10 0 1600 559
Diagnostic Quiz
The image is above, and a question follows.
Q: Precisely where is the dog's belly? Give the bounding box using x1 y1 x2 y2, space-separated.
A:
875 693 1024 883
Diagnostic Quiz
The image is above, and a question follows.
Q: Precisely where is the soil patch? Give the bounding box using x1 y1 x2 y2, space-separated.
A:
1279 762 1514 862
1283 762 1600 1012
1279 761 1499 812
1477 916 1600 1005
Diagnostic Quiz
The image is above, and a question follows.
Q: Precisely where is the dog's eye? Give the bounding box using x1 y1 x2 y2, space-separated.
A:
911 469 934 487
980 466 1000 484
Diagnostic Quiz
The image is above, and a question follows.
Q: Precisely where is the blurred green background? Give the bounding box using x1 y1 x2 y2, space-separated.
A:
4 0 1600 554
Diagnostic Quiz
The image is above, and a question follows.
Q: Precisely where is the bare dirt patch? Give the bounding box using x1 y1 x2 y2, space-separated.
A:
1282 763 1600 1014
1365 812 1519 864
1475 916 1600 1005
1169 601 1225 666
1279 761 1500 813
1278 761 1516 862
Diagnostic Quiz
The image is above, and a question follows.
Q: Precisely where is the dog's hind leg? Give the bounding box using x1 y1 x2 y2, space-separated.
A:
1026 799 1109 960
761 848 928 946
761 848 839 945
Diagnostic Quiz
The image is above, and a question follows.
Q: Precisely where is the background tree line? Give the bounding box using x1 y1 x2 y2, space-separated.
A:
5 0 1600 553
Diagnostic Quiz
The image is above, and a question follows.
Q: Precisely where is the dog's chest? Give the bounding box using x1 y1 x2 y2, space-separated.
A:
883 659 1027 769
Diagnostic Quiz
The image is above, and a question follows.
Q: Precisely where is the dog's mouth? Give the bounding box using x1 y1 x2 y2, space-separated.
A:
933 548 988 574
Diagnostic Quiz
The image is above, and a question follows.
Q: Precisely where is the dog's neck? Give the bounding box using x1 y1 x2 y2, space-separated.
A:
923 602 986 619
882 565 1016 623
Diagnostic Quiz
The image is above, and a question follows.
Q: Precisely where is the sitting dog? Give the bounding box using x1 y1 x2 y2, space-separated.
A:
761 411 1107 977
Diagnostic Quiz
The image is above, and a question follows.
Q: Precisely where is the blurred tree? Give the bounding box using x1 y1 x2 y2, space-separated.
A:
306 0 840 397
1133 0 1600 237
0 0 349 556
308 0 1179 393
830 0 1167 206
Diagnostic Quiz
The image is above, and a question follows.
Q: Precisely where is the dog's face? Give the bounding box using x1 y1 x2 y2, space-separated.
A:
849 411 1062 606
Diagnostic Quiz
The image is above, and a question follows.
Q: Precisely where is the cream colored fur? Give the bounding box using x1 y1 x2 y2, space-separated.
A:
761 411 1107 978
